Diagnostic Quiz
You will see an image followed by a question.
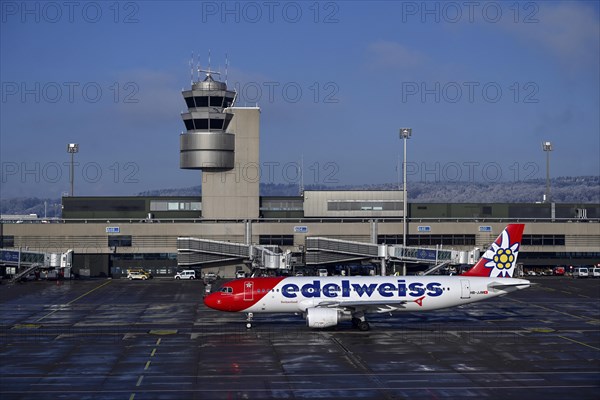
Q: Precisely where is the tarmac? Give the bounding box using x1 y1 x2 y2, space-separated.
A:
0 276 598 399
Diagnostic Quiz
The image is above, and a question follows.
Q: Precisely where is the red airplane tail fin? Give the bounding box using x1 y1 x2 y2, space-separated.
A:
462 224 525 278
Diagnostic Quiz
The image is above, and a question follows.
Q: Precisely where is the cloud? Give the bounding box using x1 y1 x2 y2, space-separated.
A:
366 40 426 70
500 2 599 71
113 69 181 124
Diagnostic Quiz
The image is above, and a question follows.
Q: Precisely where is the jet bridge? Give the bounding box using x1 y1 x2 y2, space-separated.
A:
177 237 291 271
1 248 73 283
305 237 469 267
177 236 473 274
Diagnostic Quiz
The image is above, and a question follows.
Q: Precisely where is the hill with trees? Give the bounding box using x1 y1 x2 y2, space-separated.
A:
2 176 598 217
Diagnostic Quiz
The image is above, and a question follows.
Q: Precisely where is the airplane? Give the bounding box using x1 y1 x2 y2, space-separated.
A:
204 224 530 331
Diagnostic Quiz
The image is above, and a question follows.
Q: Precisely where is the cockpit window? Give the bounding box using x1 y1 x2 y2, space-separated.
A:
220 287 233 294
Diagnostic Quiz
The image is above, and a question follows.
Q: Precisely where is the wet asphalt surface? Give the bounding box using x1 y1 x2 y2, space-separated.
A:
0 276 598 399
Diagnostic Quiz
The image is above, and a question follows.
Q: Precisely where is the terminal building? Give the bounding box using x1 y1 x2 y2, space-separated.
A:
1 69 599 278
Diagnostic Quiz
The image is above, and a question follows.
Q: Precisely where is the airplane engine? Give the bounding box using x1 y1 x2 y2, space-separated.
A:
306 307 338 328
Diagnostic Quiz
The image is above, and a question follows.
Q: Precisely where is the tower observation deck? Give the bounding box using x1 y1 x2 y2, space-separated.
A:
180 69 237 170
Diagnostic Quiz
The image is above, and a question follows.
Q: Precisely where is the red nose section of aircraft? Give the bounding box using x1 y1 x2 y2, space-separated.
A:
204 277 286 312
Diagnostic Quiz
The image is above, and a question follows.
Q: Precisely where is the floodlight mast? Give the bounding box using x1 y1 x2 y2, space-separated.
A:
399 128 412 276
67 143 79 197
542 141 553 203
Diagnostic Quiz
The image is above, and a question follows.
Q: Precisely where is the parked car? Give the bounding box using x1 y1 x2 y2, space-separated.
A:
235 270 246 279
573 267 589 278
127 268 152 279
204 272 218 282
174 270 196 280
128 271 148 280
590 267 600 278
553 266 565 276
317 268 328 277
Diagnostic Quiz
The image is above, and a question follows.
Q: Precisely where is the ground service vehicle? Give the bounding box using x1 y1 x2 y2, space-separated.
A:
175 270 196 280
573 267 589 278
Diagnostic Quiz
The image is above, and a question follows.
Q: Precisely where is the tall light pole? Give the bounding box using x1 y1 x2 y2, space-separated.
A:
542 141 552 203
400 128 412 276
67 143 79 196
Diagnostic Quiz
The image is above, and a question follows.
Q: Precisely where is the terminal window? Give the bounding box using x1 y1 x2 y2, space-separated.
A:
150 201 201 212
108 235 132 247
328 201 402 211
260 199 304 211
522 235 565 246
259 235 294 246
0 235 14 247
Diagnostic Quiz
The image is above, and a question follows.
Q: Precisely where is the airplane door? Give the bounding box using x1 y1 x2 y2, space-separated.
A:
243 281 254 301
460 280 471 299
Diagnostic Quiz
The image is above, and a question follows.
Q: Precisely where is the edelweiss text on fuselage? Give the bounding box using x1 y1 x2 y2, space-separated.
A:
281 280 444 299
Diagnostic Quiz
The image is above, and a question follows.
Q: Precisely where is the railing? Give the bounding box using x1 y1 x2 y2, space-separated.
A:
2 217 598 224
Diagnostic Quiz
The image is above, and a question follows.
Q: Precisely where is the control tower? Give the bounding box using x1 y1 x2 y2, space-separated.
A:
180 66 260 219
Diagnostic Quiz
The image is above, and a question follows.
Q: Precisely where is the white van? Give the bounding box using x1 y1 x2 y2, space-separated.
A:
590 267 600 278
174 270 196 280
317 268 328 277
573 267 589 278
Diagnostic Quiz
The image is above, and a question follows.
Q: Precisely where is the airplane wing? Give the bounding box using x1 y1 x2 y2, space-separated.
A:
315 299 410 313
488 281 532 290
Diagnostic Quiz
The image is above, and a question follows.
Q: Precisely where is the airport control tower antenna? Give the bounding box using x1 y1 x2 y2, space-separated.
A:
299 154 304 196
189 52 195 85
225 53 229 85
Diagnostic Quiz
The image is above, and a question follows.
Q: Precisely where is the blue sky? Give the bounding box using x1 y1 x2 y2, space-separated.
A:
1 0 599 197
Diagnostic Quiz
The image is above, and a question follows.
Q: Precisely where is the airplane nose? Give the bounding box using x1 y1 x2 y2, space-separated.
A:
204 293 218 310
203 293 223 310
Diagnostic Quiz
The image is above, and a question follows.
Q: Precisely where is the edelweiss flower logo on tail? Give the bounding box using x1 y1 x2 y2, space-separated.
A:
482 230 520 277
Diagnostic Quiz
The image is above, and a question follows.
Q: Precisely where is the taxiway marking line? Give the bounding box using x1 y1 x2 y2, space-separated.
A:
557 335 600 351
130 333 163 399
36 280 113 322
509 297 593 321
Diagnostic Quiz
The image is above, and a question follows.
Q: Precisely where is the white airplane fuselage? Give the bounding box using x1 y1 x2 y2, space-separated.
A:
204 224 530 330
206 275 531 314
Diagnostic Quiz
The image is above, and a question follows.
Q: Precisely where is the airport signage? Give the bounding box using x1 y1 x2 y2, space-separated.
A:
417 226 431 232
294 226 308 233
106 227 120 233
479 226 492 232
0 250 20 263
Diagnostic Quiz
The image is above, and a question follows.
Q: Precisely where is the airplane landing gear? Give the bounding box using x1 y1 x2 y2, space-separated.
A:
357 321 370 331
245 312 254 329
352 313 370 331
